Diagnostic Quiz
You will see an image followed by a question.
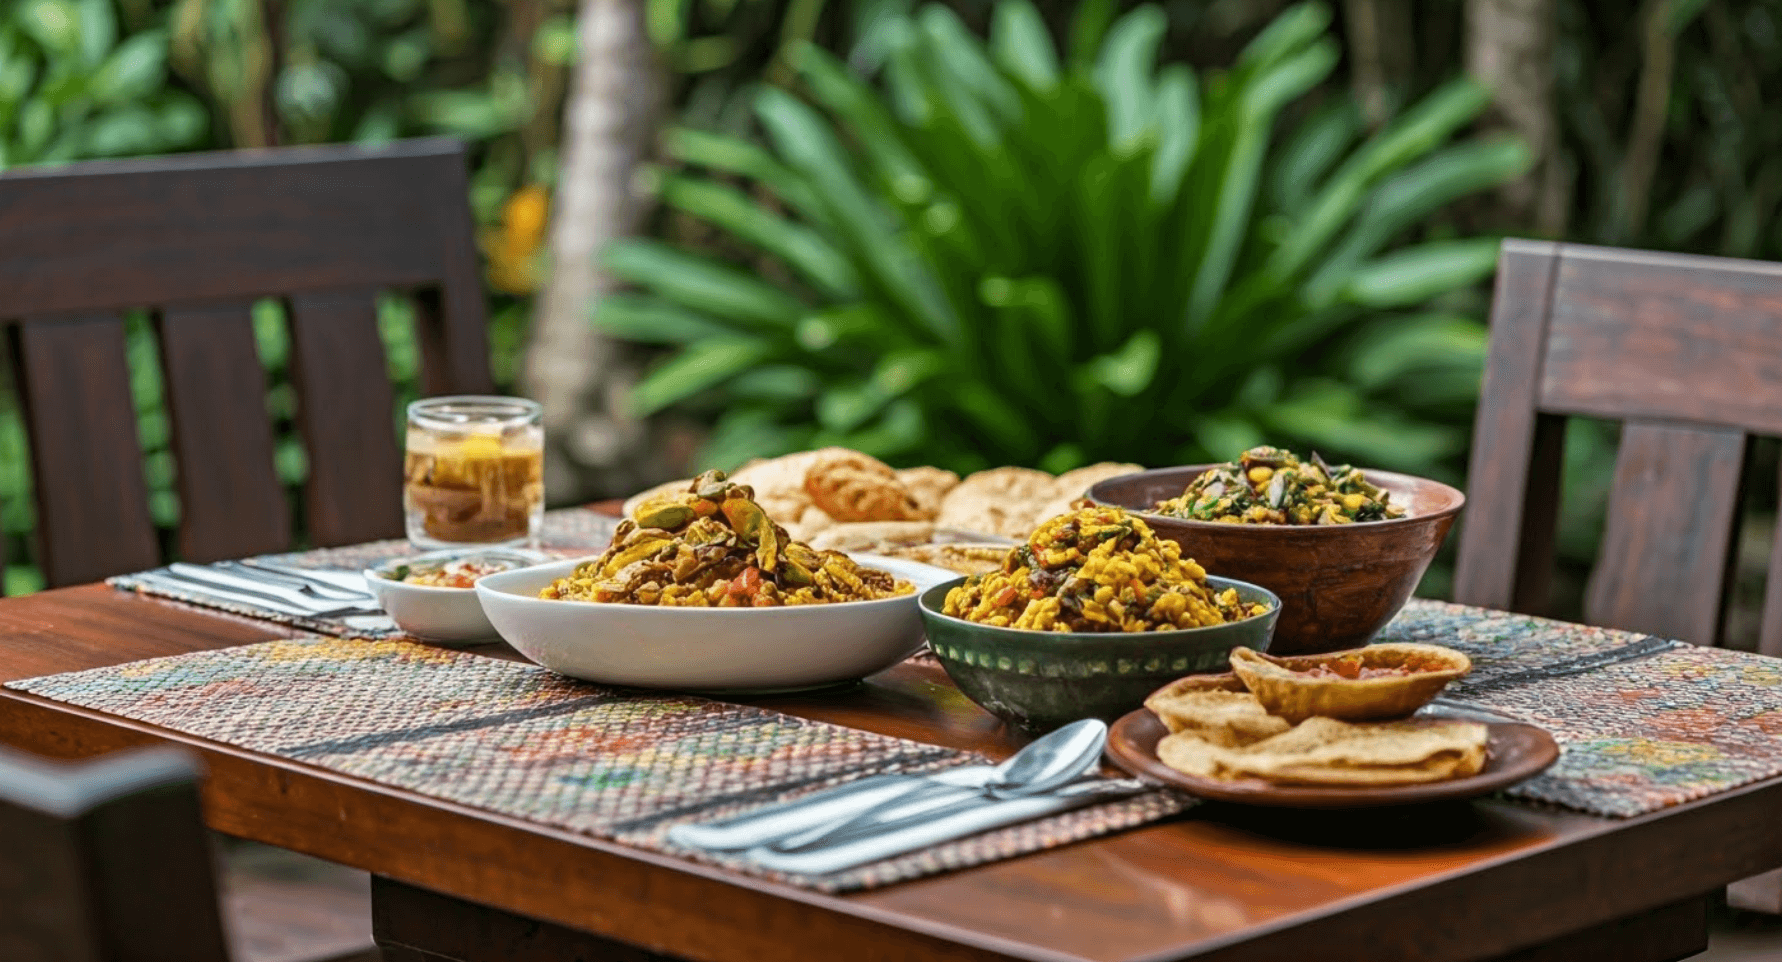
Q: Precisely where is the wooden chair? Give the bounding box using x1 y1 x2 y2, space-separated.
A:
1455 238 1782 656
0 744 232 961
0 139 494 588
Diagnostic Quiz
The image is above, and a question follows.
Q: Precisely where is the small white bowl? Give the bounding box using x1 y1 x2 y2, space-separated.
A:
366 549 548 646
474 554 957 691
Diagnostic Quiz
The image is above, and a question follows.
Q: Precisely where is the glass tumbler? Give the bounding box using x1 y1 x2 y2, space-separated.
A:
404 396 545 549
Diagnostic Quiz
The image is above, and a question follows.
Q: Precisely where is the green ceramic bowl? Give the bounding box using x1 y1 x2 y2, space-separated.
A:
918 576 1281 734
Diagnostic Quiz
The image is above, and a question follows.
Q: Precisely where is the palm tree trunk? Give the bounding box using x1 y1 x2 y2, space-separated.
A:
1465 0 1567 236
524 0 667 502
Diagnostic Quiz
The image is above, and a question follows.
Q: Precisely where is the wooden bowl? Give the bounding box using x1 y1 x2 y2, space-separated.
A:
1088 466 1464 655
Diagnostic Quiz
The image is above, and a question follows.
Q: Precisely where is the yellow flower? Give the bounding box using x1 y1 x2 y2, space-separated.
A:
482 184 551 294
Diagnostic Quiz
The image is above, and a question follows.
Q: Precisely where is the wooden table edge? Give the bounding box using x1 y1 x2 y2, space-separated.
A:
8 680 1782 962
0 687 1098 962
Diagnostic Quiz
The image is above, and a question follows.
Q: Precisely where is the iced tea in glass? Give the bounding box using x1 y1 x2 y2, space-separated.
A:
404 396 544 549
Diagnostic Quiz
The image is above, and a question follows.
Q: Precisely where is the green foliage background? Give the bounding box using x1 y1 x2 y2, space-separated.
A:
6 0 1782 613
606 0 1525 491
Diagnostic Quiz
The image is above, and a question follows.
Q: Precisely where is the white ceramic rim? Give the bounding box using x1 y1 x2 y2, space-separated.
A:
368 547 552 595
475 554 952 612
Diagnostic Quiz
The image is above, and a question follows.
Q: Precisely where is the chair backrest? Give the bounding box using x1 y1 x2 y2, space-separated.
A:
0 746 231 962
0 139 494 588
1455 239 1782 654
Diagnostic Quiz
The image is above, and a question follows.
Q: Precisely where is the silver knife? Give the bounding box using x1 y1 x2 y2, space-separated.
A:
221 561 375 600
745 778 1147 876
151 566 380 616
668 765 995 852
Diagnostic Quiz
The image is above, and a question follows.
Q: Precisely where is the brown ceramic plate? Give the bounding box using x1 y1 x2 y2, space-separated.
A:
1105 709 1559 809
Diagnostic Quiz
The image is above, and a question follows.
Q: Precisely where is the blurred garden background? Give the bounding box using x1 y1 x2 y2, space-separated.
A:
3 0 1780 637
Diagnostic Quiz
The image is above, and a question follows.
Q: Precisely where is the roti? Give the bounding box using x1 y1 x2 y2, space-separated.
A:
1158 716 1489 786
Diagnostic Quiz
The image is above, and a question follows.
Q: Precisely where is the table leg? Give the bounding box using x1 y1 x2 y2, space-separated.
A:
1481 895 1709 962
371 876 682 962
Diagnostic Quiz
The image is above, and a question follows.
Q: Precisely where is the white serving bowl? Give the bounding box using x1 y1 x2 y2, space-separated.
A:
474 554 957 691
366 549 548 646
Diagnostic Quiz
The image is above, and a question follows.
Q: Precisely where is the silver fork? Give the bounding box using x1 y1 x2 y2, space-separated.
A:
136 571 382 618
220 561 374 601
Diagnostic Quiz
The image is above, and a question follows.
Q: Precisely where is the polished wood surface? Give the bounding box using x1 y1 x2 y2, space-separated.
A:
1 585 1777 961
0 139 493 586
1455 239 1782 652
0 744 232 961
372 879 1711 962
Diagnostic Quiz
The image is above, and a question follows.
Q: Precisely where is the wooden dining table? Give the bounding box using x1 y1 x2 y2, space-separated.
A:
1 580 1778 962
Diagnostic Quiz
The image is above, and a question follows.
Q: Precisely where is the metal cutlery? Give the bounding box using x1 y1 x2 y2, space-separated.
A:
671 719 1110 856
744 777 1148 877
766 718 1109 854
666 766 997 852
146 566 382 618
217 561 374 601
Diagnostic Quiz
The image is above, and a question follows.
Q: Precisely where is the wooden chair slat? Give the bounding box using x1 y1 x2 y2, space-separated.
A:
0 140 492 581
8 316 159 588
1462 240 1782 652
0 746 231 962
1762 486 1782 656
157 302 291 562
286 290 404 547
412 145 493 396
1454 240 1562 611
1583 422 1745 644
0 140 482 323
1539 248 1782 436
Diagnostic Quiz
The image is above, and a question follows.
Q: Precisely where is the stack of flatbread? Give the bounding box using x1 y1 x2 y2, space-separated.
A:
1145 682 1487 787
622 449 1143 569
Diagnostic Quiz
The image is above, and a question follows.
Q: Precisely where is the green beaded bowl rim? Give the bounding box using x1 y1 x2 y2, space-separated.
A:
915 574 1282 642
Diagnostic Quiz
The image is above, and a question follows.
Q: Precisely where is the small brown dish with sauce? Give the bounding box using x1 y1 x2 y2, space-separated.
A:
1228 643 1471 723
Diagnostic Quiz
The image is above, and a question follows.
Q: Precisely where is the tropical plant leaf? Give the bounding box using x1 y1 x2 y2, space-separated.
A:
1265 99 1358 215
662 126 829 223
630 339 775 416
756 85 962 345
1270 78 1492 279
1184 38 1338 329
602 240 807 328
1093 6 1165 152
1149 63 1198 205
1338 312 1488 390
1302 138 1531 305
1343 239 1502 308
1066 0 1115 73
655 172 859 297
593 294 739 344
600 0 1517 484
989 0 1057 93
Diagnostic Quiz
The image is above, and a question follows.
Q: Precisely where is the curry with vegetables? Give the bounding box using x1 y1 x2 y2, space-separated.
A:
942 506 1268 632
540 470 911 606
1153 446 1405 525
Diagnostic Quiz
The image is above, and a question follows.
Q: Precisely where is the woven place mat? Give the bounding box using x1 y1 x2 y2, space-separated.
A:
4 638 1187 893
106 508 619 639
1381 599 1782 817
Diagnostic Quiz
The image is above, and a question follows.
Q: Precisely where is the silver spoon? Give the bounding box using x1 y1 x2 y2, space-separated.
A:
766 718 1109 853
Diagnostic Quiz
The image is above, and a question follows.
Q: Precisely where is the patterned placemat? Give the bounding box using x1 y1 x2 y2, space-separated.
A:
1383 599 1782 817
106 508 619 639
4 637 1187 892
